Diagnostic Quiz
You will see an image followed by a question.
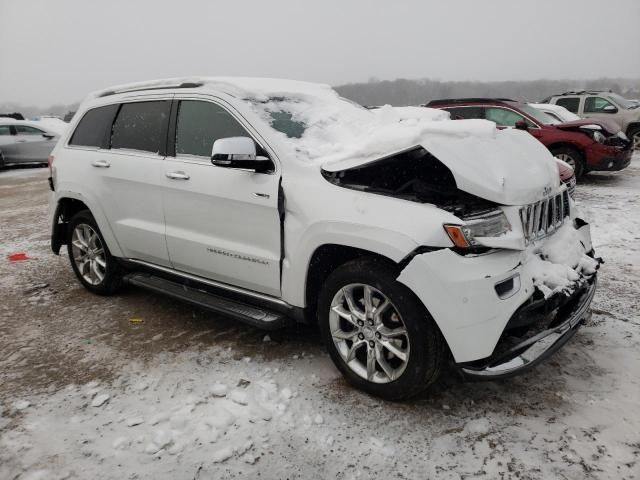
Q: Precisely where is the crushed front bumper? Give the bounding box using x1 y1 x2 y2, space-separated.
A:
458 275 597 380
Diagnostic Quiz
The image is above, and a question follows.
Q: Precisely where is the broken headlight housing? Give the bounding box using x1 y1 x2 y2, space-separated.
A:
592 131 606 143
444 210 511 248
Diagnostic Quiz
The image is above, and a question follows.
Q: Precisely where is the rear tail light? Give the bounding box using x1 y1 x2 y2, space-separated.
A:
48 155 54 175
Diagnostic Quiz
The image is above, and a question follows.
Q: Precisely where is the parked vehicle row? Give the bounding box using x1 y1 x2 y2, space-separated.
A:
48 77 601 399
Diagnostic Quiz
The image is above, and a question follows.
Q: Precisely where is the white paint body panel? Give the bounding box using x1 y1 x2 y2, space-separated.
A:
49 78 592 365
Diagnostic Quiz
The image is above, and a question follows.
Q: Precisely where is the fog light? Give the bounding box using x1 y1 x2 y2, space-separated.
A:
495 274 521 299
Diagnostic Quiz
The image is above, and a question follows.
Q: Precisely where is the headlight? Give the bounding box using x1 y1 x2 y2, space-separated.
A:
592 131 606 143
444 211 511 248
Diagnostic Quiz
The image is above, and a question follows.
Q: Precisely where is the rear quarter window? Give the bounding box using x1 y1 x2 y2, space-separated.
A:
69 104 119 148
555 97 580 113
110 101 170 154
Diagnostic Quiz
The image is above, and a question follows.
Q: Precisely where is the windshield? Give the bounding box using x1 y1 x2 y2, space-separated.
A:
247 95 370 139
519 105 558 125
607 93 638 110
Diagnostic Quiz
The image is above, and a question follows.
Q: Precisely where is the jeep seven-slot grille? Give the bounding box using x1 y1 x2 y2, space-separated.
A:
520 191 570 243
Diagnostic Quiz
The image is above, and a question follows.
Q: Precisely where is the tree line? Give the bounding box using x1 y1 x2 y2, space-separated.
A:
335 77 640 107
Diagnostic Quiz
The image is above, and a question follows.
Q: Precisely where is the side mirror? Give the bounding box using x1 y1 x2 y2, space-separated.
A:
602 105 618 113
211 137 272 172
514 120 529 130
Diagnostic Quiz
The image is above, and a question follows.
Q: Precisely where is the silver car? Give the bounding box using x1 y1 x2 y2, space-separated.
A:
0 121 59 168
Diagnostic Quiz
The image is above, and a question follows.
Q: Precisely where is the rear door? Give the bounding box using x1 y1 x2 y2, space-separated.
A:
66 99 172 266
0 125 18 162
554 96 582 116
161 98 282 296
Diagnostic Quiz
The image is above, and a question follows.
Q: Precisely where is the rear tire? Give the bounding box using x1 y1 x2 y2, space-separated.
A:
67 210 122 295
318 257 445 400
550 146 585 178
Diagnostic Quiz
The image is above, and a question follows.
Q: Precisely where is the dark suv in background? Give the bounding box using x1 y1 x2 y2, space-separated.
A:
425 98 632 178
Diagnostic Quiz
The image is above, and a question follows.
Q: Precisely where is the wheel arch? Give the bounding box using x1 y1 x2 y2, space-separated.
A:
303 244 398 320
626 122 640 137
546 141 585 158
51 194 123 257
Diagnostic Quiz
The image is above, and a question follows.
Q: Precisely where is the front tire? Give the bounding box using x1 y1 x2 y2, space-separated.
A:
67 210 121 295
550 146 585 178
318 257 445 400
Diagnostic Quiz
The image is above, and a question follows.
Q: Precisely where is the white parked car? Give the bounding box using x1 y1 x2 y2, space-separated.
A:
48 78 600 399
529 103 581 124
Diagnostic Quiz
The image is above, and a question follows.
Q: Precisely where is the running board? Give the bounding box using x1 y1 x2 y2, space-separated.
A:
124 273 288 330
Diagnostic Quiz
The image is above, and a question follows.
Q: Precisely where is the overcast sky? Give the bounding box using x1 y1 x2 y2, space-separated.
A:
1 0 639 106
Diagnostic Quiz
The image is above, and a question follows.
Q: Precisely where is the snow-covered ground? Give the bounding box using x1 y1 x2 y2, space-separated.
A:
0 157 639 479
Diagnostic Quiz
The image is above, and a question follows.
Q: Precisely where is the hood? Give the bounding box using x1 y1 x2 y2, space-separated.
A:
322 128 560 206
555 118 621 135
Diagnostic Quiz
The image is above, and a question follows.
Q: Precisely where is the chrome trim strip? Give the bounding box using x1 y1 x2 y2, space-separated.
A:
126 258 290 308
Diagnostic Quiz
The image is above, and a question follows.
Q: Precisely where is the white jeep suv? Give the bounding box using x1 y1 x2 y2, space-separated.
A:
48 78 600 399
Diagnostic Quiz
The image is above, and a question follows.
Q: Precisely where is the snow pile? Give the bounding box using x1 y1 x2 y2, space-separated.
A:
526 223 600 297
242 84 498 168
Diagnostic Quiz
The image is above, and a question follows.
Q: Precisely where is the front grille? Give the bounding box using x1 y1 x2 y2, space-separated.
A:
520 190 570 243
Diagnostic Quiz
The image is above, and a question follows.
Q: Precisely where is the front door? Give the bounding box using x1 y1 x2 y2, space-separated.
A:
162 99 282 296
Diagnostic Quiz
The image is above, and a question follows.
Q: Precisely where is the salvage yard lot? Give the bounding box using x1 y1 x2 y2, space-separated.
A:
1 157 639 479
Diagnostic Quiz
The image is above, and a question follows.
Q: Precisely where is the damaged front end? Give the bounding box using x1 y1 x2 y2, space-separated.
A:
322 141 601 381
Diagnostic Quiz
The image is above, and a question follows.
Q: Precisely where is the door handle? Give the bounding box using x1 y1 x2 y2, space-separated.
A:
166 171 190 180
91 159 111 168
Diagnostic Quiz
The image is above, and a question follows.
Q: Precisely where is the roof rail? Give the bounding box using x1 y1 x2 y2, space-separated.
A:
424 98 516 107
552 89 613 97
98 81 204 98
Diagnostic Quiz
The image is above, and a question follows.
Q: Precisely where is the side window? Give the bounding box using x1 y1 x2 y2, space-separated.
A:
0 125 12 136
444 107 484 120
556 97 580 113
484 107 532 128
175 100 250 158
70 104 119 148
111 101 170 154
584 96 614 113
15 125 45 135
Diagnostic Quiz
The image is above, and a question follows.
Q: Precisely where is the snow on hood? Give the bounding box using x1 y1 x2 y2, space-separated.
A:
236 86 559 206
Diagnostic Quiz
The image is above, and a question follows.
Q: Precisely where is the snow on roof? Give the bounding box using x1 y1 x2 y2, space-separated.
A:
89 77 500 169
89 76 334 101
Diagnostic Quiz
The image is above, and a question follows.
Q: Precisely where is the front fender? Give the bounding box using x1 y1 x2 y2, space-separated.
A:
281 221 422 307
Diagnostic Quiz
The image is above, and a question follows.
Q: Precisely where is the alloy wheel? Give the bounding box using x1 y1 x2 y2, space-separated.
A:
554 153 576 169
71 223 106 285
329 283 410 384
633 131 640 151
